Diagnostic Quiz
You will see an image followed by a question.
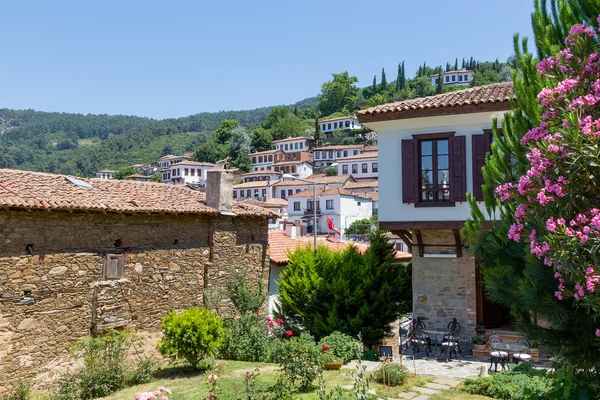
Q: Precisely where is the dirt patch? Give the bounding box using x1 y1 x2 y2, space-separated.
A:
227 365 279 377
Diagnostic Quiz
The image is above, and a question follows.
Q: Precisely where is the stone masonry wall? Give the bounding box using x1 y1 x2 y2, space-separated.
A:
0 210 269 391
411 230 476 343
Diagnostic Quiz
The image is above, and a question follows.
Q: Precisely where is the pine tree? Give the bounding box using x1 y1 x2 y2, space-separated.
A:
381 68 387 91
454 58 458 70
462 0 600 371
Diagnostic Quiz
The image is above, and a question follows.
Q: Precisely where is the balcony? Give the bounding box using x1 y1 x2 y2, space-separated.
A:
303 209 321 216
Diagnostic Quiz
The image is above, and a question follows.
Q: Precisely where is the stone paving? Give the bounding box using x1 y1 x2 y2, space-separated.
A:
342 352 551 400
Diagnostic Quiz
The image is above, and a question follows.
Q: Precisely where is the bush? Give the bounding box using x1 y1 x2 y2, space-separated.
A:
271 332 322 392
362 349 379 361
55 329 136 400
126 357 160 386
319 332 361 363
371 363 408 386
1 381 30 400
323 166 338 176
158 307 225 370
221 316 272 362
462 364 554 400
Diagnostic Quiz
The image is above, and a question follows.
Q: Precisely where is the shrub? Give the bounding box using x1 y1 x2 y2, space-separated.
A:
1 381 30 400
462 364 554 400
371 363 408 386
221 316 272 362
158 307 225 370
319 332 361 364
126 357 160 386
323 166 338 176
272 332 322 392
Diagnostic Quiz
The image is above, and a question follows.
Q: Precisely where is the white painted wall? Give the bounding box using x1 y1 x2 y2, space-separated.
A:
366 111 506 223
320 118 362 133
272 139 309 153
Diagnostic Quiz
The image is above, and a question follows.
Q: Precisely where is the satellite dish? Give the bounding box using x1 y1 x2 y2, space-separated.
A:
66 176 93 189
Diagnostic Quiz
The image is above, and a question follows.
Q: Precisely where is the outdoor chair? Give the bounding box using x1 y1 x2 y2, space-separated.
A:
411 318 431 358
447 317 461 334
488 333 508 371
440 333 461 362
512 338 532 364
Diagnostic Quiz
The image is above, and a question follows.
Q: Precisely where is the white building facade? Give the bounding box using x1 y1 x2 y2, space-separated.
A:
272 161 314 179
319 116 362 135
337 152 378 180
272 137 312 153
163 161 215 185
431 69 474 87
249 150 281 171
312 145 364 168
96 170 115 180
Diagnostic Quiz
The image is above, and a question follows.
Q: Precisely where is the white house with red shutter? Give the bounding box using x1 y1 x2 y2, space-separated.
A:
357 82 514 337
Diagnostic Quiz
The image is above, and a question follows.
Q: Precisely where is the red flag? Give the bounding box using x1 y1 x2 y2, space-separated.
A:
327 216 341 235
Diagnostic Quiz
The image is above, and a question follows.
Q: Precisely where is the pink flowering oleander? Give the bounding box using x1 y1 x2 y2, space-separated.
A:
596 328 600 337
134 387 171 400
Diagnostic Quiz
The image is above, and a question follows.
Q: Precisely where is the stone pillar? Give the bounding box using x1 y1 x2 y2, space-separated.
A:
206 168 239 214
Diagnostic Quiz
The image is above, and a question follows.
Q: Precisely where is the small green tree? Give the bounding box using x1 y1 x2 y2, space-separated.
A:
318 72 359 116
436 72 444 94
113 166 136 180
158 307 225 369
323 166 338 176
381 68 387 92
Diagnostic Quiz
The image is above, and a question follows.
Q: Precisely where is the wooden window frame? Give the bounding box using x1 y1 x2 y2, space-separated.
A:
103 254 124 280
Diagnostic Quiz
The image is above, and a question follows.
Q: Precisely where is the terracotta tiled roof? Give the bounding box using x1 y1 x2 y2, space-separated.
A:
0 169 274 217
312 144 364 151
272 160 312 167
319 115 358 123
337 152 378 162
170 161 215 167
97 169 115 173
158 154 181 161
272 174 355 187
242 170 282 177
240 198 288 208
288 187 370 199
272 137 311 144
357 82 514 121
363 146 378 152
268 230 411 264
249 149 280 156
125 174 153 180
343 181 378 190
364 191 379 201
233 180 273 189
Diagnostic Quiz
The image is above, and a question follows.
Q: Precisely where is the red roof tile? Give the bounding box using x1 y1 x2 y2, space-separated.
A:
337 152 378 162
357 82 514 122
343 181 378 190
170 161 215 167
0 169 274 217
288 187 370 199
268 230 411 264
312 144 364 151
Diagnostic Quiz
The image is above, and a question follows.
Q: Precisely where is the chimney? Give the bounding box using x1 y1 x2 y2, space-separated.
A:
206 166 239 215
285 223 296 238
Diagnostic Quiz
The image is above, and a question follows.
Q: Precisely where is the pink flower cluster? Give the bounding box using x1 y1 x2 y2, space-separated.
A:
265 316 292 338
134 387 172 400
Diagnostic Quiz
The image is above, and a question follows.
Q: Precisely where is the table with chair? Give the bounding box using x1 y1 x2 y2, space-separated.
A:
411 317 462 362
488 334 530 371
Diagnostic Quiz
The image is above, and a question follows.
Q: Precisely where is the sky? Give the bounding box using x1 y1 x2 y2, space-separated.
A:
0 0 535 119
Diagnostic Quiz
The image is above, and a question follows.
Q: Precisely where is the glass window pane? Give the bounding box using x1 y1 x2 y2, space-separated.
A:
422 170 433 187
421 141 432 156
438 170 449 185
438 155 448 170
421 155 433 172
438 140 448 155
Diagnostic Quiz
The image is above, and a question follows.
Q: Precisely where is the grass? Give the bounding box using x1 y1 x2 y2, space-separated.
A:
98 360 442 400
429 386 493 399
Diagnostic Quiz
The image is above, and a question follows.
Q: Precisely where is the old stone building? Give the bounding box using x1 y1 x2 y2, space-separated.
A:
0 168 274 390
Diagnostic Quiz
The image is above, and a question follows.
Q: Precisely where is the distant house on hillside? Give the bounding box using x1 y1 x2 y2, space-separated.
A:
312 144 364 168
249 149 282 171
96 169 115 179
271 137 313 153
242 170 282 183
272 174 355 200
157 154 193 170
162 160 215 185
319 116 362 137
430 69 474 87
271 160 313 179
337 152 378 180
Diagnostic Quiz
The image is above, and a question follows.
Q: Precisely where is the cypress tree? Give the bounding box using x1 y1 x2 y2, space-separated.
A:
454 58 458 70
399 61 406 90
381 68 387 91
396 63 401 91
436 72 444 94
462 0 600 371
445 62 451 72
372 75 377 93
462 58 466 69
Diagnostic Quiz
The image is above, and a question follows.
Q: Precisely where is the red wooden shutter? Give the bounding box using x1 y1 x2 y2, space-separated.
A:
472 134 492 201
401 139 418 203
449 136 467 202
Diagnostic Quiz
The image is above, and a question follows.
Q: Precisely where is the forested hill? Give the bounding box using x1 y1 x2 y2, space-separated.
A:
0 103 295 176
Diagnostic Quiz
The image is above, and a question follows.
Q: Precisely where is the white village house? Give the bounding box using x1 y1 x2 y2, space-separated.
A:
95 169 115 180
271 136 313 153
162 160 215 185
286 187 372 239
312 144 364 168
431 69 474 87
157 154 193 170
319 115 363 136
271 160 314 179
337 152 378 180
249 150 281 171
357 82 514 337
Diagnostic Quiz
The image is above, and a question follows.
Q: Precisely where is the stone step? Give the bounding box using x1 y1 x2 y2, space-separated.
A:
424 382 450 390
412 396 429 400
415 387 440 395
396 392 417 399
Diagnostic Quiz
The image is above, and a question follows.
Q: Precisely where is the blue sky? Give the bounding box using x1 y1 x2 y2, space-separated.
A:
0 0 535 119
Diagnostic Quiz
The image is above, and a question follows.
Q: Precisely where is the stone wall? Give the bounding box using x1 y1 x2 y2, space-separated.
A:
0 210 269 391
411 230 476 343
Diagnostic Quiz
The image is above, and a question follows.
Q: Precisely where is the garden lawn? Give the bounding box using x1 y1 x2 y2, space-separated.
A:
99 360 438 399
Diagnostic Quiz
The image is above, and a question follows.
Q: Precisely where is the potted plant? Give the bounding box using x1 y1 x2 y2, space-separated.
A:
321 344 342 370
470 325 487 351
